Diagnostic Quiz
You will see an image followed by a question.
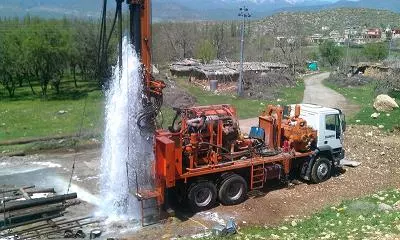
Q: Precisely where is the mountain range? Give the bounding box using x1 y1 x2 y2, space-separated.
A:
0 0 399 20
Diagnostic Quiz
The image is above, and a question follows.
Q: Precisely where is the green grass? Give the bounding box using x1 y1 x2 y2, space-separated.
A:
204 189 400 240
323 81 400 130
0 137 99 155
0 76 104 142
239 189 400 240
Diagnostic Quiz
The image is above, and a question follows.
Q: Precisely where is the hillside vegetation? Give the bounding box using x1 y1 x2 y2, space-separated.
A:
256 8 400 35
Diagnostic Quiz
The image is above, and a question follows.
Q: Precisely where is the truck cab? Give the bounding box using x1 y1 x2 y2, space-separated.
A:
291 104 346 167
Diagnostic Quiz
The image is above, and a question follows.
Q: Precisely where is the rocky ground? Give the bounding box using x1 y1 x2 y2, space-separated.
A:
129 125 400 239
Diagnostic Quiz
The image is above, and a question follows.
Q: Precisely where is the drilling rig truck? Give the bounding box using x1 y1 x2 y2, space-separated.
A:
101 0 347 225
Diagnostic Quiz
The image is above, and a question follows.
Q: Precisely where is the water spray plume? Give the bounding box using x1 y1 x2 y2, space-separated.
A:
99 37 154 222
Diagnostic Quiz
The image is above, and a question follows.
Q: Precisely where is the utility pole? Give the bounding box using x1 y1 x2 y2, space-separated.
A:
346 27 351 67
238 6 251 97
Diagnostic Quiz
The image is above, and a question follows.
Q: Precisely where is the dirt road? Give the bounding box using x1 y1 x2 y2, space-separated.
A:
301 72 359 116
240 72 359 134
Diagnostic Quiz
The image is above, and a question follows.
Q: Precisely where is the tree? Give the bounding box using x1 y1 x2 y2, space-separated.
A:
0 30 20 97
363 42 389 61
196 40 216 64
71 21 99 84
211 23 227 59
319 40 343 66
26 23 68 97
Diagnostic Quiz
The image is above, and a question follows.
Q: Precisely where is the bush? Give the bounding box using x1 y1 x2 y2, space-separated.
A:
363 42 389 61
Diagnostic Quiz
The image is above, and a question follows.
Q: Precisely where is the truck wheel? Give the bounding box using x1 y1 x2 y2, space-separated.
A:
187 181 217 212
311 157 332 183
218 174 247 206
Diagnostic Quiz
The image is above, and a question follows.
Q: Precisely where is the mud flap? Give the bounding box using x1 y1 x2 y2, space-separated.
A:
301 149 320 181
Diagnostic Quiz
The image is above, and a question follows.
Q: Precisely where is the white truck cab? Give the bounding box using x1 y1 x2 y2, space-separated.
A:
291 104 346 167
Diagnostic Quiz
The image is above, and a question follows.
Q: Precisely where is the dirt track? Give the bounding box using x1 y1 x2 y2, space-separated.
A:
301 72 360 116
240 72 360 134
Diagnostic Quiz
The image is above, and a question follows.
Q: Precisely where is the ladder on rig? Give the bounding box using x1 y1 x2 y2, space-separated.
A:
134 190 161 227
250 163 265 190
126 162 161 227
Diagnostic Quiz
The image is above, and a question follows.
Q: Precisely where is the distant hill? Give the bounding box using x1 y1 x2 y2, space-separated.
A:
255 8 400 36
0 0 399 20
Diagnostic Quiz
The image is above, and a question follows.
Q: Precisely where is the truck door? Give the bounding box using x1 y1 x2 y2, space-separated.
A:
324 114 342 149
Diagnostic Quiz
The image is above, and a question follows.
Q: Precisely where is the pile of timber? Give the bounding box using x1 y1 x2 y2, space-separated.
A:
0 185 79 231
169 59 288 81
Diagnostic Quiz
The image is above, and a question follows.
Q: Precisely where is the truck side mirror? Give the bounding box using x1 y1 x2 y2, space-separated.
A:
341 114 346 132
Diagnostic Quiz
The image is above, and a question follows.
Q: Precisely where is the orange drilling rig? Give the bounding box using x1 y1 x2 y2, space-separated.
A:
101 0 346 226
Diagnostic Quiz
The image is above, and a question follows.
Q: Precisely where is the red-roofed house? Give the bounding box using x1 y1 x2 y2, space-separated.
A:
364 28 382 39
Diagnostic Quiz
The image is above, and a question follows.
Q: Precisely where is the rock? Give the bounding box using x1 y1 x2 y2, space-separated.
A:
58 110 68 114
373 94 399 112
271 234 280 239
386 113 391 117
378 203 393 211
291 220 297 227
380 152 385 156
356 120 361 123
378 125 385 129
393 201 400 211
152 65 160 75
370 112 380 119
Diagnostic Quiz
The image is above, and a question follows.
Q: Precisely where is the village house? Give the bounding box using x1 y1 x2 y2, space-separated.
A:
392 28 400 39
329 30 341 42
309 33 324 44
364 28 382 39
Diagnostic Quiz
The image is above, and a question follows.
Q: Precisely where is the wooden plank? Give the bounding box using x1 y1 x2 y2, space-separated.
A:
19 188 31 200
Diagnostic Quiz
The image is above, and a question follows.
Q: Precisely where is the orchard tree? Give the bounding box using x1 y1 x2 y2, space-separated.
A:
319 40 343 66
27 23 68 97
196 40 216 64
0 31 19 97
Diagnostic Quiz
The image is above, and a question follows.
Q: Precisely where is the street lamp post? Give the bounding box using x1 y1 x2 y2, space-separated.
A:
238 6 251 97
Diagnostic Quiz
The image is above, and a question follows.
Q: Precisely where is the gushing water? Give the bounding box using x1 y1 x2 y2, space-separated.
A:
99 37 154 221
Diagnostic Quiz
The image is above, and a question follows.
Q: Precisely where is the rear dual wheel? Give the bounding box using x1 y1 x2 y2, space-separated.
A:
187 181 217 212
187 174 248 212
218 174 247 206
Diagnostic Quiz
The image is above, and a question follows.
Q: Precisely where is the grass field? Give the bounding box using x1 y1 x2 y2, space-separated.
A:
0 75 304 154
0 77 104 142
323 81 400 130
225 189 400 240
